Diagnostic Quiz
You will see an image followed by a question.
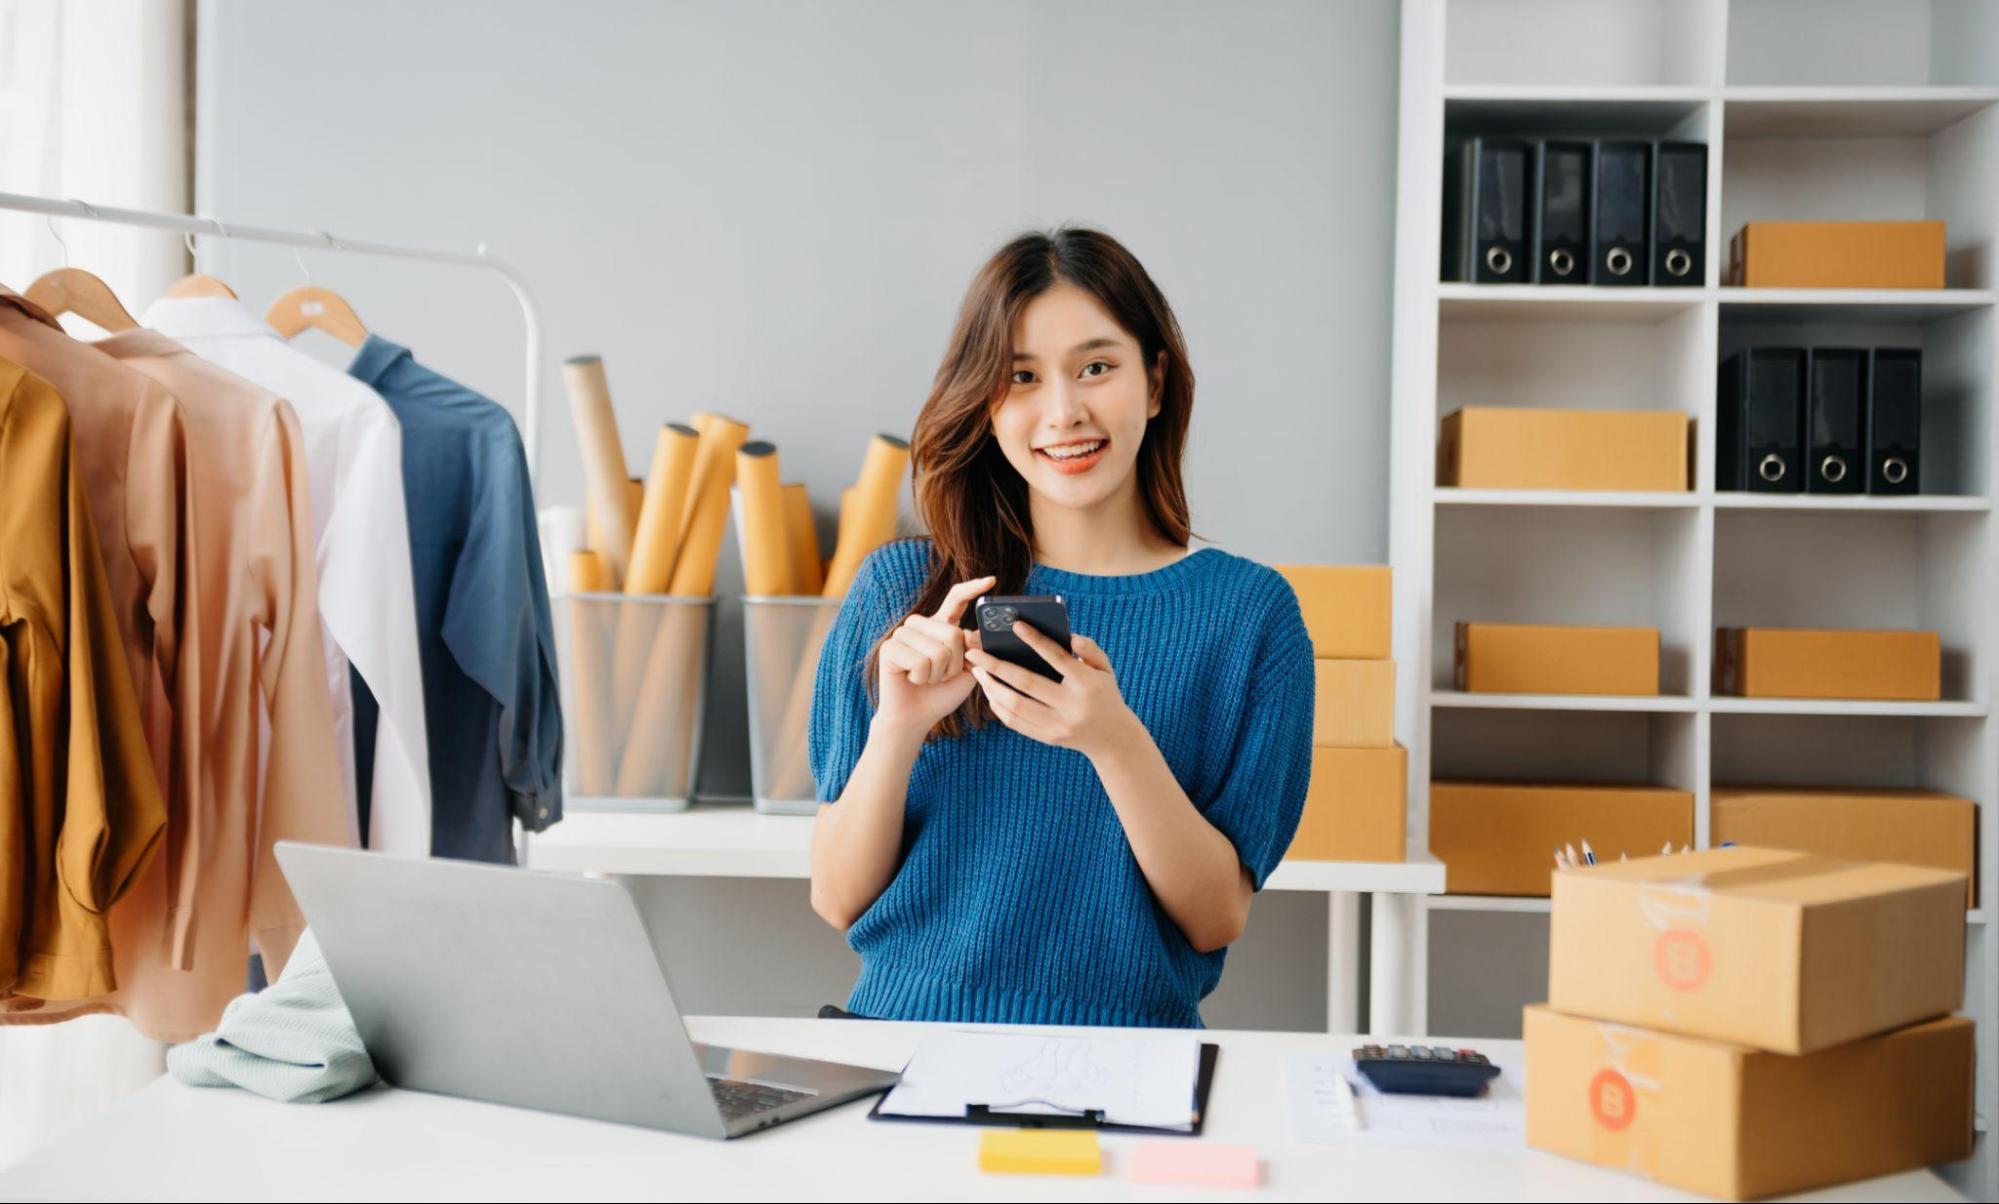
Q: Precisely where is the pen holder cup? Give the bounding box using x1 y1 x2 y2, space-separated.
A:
554 592 715 812
743 596 846 815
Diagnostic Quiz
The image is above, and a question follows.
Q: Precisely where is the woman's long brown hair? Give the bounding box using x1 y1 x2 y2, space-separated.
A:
868 227 1195 740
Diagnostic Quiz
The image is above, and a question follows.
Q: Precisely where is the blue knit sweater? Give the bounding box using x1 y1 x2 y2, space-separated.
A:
809 538 1315 1029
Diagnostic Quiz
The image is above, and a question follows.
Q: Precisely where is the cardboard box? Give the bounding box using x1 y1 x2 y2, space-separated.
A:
1715 627 1941 701
1439 407 1690 492
1549 846 1965 1053
1274 565 1390 659
1429 781 1693 896
1713 786 1977 909
1524 1006 1974 1201
1312 658 1395 748
1729 220 1946 290
1455 622 1659 696
1286 744 1405 863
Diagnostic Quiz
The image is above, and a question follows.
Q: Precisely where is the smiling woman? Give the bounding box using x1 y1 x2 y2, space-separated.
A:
803 228 1317 1030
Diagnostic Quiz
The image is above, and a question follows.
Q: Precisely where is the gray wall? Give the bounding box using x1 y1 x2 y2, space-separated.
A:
197 0 1398 1030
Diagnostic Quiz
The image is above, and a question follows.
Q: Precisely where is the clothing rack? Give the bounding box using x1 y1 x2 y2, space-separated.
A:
0 191 545 482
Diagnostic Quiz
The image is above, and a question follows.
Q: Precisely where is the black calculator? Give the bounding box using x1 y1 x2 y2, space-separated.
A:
1352 1044 1501 1097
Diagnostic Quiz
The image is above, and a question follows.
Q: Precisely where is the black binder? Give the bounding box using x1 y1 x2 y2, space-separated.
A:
1719 348 1806 492
1442 137 1530 283
1651 141 1706 286
1533 140 1591 285
1868 348 1922 494
1593 140 1651 286
1806 348 1866 493
868 1042 1220 1136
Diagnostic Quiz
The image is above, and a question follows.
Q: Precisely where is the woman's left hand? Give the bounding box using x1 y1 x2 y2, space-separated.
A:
965 624 1140 760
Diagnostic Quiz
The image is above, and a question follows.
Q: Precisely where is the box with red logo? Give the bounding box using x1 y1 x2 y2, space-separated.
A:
1523 1005 1974 1201
1547 847 1964 1054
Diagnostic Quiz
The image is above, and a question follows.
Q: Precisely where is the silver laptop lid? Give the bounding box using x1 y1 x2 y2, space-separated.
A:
274 842 729 1138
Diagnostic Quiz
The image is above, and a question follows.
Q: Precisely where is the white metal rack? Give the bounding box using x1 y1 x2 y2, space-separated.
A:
0 191 546 481
1389 3 1998 1198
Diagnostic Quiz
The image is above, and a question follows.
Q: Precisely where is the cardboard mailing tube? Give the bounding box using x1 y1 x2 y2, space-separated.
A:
562 356 638 587
735 442 793 596
565 552 614 795
782 483 823 596
626 425 701 594
678 412 722 537
586 479 645 570
665 415 750 597
615 412 743 732
821 433 909 598
770 433 912 797
615 417 749 794
609 425 702 729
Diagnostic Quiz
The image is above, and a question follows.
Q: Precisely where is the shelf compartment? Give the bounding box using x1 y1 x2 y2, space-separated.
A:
1440 300 1708 409
1727 1 1999 88
1445 0 1722 90
1719 99 1999 292
1443 88 1712 137
1430 706 1697 792
1710 710 1986 797
1435 506 1704 694
1712 508 1990 703
1717 306 1991 495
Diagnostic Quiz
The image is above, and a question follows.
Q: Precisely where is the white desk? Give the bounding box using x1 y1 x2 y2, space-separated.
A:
0 1016 1959 1202
525 809 1447 1034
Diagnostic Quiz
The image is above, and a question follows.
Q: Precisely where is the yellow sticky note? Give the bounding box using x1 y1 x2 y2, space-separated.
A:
978 1129 1102 1176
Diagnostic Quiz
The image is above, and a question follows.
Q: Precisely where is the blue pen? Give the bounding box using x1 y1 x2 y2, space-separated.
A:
1581 839 1596 866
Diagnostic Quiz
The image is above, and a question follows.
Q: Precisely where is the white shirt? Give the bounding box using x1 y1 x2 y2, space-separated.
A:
144 296 432 858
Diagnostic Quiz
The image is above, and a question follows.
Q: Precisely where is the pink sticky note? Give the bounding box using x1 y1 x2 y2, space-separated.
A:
1128 1140 1260 1189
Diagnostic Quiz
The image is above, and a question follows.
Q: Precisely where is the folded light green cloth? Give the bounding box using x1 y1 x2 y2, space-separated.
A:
166 928 377 1103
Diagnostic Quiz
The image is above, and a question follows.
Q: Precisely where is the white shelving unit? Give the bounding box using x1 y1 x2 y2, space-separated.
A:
1389 3 1998 1197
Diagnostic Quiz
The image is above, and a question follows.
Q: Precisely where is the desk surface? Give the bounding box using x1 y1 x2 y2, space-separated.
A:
0 1016 1960 1203
527 809 1448 894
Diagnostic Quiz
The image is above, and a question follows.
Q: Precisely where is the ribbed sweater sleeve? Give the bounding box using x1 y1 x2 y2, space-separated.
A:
1195 586 1316 889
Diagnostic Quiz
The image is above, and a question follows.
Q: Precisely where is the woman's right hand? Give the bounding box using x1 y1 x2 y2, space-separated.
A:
875 575 995 738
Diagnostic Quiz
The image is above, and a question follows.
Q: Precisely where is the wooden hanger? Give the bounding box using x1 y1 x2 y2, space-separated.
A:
162 274 239 299
265 285 368 347
25 267 138 332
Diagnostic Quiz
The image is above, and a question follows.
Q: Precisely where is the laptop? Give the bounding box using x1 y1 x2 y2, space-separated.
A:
273 841 900 1138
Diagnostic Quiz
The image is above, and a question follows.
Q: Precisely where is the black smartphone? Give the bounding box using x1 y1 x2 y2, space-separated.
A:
974 594 1073 681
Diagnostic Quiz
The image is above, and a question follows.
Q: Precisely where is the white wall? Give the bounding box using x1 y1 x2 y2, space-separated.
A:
196 0 1400 1030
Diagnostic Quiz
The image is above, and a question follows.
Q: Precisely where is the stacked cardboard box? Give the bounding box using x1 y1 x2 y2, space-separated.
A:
1276 565 1405 862
1525 847 1973 1199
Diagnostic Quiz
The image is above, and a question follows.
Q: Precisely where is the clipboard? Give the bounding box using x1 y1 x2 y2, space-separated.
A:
866 1042 1219 1136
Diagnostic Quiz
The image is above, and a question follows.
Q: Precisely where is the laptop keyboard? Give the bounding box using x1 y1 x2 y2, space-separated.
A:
708 1075 814 1120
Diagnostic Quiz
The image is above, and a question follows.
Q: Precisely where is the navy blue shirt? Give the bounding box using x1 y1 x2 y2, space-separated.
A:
348 335 561 863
